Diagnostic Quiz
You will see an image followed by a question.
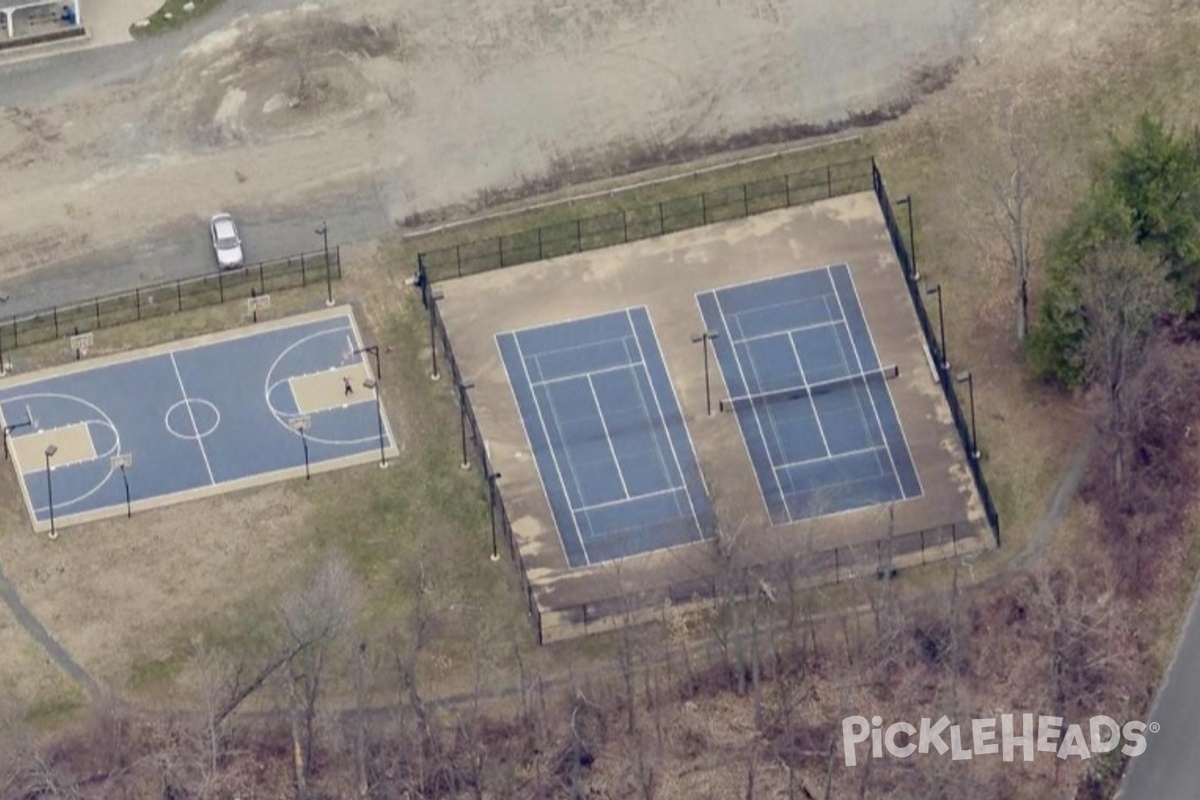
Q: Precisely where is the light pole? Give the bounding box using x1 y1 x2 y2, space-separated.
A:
459 381 475 469
315 221 333 306
690 330 720 416
487 470 502 561
926 283 947 371
290 416 312 480
956 371 980 460
428 291 444 380
897 195 918 281
363 378 388 468
44 444 57 539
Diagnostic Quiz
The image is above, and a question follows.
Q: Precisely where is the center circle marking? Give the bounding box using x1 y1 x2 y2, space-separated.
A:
165 398 221 440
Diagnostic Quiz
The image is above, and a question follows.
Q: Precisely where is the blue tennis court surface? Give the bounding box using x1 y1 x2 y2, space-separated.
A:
697 264 921 524
0 308 397 532
497 308 715 567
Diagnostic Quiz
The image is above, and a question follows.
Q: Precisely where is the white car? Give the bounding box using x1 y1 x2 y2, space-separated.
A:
210 213 244 269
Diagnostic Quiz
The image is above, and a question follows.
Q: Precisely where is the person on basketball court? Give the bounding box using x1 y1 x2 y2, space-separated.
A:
344 377 354 397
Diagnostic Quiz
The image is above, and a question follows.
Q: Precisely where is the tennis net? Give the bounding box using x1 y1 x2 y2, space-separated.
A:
719 364 898 414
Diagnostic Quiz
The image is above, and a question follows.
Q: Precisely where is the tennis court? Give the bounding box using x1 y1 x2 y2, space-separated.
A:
497 307 715 566
697 264 921 524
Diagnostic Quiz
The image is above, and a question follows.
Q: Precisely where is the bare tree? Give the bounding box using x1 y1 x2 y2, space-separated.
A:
182 646 239 799
983 100 1042 342
278 554 364 797
1077 239 1172 491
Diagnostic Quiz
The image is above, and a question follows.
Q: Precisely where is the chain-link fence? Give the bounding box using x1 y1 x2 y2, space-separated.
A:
0 247 341 366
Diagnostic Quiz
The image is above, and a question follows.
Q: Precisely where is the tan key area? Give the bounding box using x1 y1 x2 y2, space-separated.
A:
289 363 375 414
13 424 96 473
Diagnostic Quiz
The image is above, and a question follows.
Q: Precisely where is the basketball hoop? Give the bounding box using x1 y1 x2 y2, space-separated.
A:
247 294 271 322
70 332 93 360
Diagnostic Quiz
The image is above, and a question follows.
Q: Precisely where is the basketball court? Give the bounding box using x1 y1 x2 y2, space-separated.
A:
0 305 398 534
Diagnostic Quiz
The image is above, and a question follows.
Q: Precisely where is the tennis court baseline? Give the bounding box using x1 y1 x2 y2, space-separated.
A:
497 307 715 567
697 264 921 524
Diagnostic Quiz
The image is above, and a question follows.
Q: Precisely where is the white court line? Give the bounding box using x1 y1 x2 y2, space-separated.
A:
702 261 849 295
531 353 592 510
530 361 644 389
168 353 216 485
827 267 904 497
698 291 778 523
735 319 794 510
574 486 682 514
511 335 591 566
732 318 841 346
786 330 832 459
496 307 639 337
624 308 704 539
840 265 925 498
773 445 887 473
623 345 676 495
587 374 630 499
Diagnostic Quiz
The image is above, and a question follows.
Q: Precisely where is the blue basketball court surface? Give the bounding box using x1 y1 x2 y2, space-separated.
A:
697 264 921 524
497 307 715 567
0 307 397 533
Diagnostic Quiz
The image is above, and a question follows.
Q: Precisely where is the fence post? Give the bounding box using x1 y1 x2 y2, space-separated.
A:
658 201 665 233
301 253 307 287
575 219 582 252
743 183 749 216
94 299 100 327
136 288 142 321
456 244 462 278
785 174 791 206
10 318 15 348
259 263 265 294
218 271 224 303
177 281 183 312
53 307 59 338
827 164 833 198
834 547 840 583
498 236 505 268
537 227 543 260
623 210 628 242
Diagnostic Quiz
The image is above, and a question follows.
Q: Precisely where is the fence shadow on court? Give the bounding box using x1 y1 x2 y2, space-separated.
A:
0 248 341 366
419 157 1000 644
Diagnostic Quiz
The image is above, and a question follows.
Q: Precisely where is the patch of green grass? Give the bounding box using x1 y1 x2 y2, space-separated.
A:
129 0 222 38
23 689 84 728
128 652 188 691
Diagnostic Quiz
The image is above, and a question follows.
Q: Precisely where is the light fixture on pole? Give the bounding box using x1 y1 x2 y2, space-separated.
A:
956 370 980 460
315 221 333 306
44 444 57 540
896 195 919 281
363 378 388 469
459 381 475 469
690 330 720 416
926 283 948 371
487 470 502 561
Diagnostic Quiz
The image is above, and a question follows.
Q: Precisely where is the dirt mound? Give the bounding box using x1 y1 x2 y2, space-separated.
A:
151 7 409 147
